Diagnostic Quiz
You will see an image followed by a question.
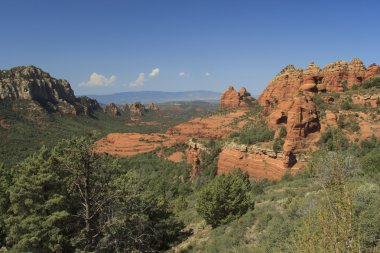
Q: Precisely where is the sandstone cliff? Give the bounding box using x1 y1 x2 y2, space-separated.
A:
259 59 380 111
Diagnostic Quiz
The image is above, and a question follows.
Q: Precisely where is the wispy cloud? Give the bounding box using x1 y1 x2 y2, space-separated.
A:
80 72 117 87
179 72 187 77
149 68 160 77
205 72 211 76
130 73 146 87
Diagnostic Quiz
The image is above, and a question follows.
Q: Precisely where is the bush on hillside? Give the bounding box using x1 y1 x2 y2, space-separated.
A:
196 169 254 227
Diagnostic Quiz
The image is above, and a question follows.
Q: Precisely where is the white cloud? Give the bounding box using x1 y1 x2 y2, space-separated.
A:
80 72 117 86
130 73 146 87
149 68 160 77
205 72 211 76
178 72 189 77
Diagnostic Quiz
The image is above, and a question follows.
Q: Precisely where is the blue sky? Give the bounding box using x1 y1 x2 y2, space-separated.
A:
1 0 379 95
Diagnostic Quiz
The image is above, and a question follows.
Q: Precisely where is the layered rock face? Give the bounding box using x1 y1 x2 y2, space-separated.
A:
0 66 100 115
259 59 380 111
220 86 256 109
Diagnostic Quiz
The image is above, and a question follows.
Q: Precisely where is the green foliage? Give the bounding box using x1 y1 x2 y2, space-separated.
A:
273 126 287 153
238 121 275 145
196 170 253 227
273 138 285 153
2 136 186 252
353 183 380 249
199 139 223 181
6 147 72 252
353 77 380 90
98 171 184 252
361 149 380 174
318 127 349 151
0 164 12 247
341 98 353 110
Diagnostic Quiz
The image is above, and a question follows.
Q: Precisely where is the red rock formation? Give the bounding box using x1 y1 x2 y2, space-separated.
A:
220 86 240 109
352 94 379 108
220 86 256 109
186 140 207 179
258 65 304 113
347 58 366 88
282 94 320 167
259 59 380 114
365 64 380 79
217 142 304 180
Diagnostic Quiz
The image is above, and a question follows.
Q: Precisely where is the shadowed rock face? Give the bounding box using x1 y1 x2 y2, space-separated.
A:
0 65 76 103
0 65 101 115
220 86 256 109
104 103 121 117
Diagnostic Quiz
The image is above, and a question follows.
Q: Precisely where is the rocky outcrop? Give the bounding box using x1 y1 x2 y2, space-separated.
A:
217 142 305 180
186 140 207 179
104 103 121 117
258 65 304 113
0 65 100 115
282 94 320 167
220 86 255 109
129 102 146 116
352 94 379 108
76 96 102 115
147 102 159 111
259 59 380 114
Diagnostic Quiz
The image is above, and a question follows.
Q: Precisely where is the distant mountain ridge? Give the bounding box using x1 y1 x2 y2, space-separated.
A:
86 90 221 104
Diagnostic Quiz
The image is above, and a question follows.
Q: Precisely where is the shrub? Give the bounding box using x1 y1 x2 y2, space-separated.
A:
239 123 275 145
196 170 254 227
273 138 285 153
318 127 349 151
341 99 353 110
361 150 380 174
